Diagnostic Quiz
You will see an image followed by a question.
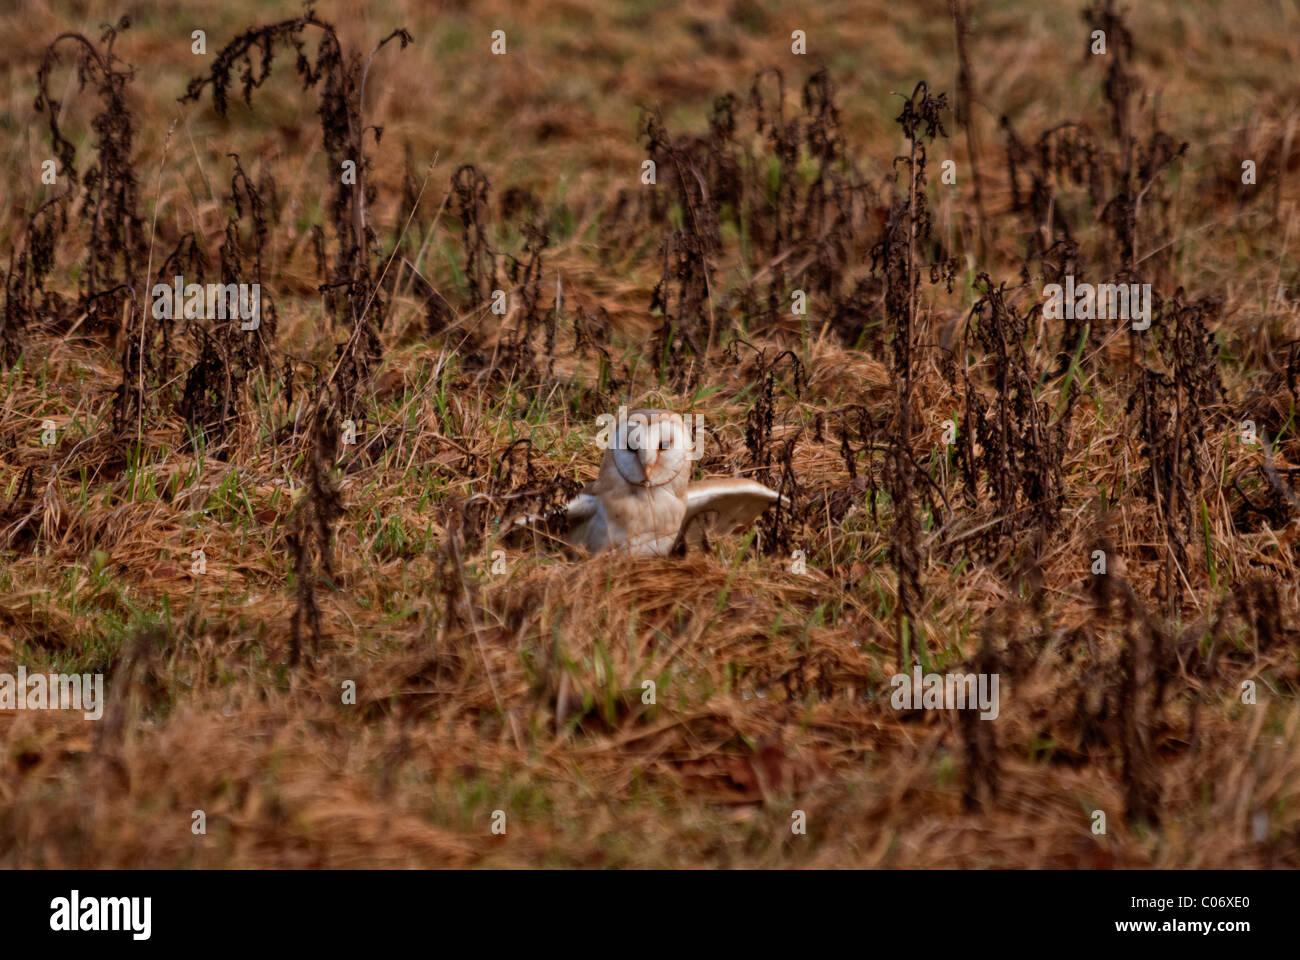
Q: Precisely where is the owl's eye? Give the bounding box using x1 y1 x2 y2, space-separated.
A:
659 434 672 451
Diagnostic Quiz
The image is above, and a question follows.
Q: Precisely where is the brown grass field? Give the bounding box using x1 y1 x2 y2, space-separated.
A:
1 0 1298 868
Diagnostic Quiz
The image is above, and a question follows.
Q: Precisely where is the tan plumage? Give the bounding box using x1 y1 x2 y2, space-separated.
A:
566 409 783 556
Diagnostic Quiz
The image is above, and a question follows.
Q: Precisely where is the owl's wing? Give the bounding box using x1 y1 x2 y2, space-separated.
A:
503 489 600 550
681 477 783 547
563 488 610 553
566 492 599 522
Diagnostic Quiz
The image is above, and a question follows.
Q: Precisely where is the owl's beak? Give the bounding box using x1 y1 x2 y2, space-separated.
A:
638 445 659 485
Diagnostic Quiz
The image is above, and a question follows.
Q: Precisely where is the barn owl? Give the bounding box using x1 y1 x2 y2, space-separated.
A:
565 409 784 556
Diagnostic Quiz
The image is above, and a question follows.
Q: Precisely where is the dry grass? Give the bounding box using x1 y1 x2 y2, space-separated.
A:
1 0 1298 867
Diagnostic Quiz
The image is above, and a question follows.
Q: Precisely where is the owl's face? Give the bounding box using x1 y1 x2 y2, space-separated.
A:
611 409 689 488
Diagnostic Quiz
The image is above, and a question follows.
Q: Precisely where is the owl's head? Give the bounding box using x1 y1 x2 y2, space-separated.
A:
612 409 689 487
